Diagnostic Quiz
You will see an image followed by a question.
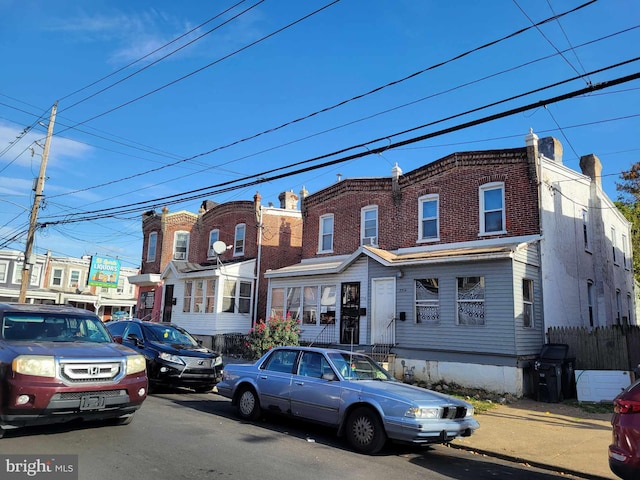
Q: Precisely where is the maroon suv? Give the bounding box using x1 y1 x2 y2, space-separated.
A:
609 378 640 479
0 303 148 438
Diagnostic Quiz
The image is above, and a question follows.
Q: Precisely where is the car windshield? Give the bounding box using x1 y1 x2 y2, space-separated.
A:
1 313 112 343
144 324 198 346
327 352 395 381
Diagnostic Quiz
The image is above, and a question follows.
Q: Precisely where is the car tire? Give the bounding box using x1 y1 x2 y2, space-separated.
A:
112 414 135 426
0 427 5 439
345 406 387 454
237 386 261 421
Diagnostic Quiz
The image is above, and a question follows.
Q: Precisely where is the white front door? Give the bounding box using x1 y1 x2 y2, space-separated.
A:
371 277 396 345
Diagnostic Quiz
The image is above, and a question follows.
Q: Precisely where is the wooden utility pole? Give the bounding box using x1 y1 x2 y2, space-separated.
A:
19 101 57 303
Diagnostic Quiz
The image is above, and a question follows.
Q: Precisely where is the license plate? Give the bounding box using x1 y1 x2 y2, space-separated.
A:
80 395 106 411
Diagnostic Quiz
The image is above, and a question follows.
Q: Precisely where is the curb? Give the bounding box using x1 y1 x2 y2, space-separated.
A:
447 443 613 480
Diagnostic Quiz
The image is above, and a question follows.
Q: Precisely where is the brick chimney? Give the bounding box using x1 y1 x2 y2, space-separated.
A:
279 191 299 210
579 154 602 188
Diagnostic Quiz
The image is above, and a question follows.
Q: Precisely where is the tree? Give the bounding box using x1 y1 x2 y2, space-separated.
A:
616 163 640 284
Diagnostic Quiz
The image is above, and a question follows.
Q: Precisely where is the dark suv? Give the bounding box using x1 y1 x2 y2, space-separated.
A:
0 303 148 438
106 319 223 393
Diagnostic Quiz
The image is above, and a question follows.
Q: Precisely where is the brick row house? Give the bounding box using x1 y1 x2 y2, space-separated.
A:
263 131 635 396
128 192 303 338
130 131 634 396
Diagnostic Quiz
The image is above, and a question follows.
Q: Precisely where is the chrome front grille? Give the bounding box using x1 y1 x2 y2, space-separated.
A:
182 357 214 368
59 360 124 384
53 390 126 400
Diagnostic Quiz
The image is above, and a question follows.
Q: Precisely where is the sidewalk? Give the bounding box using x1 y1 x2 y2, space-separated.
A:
452 398 615 479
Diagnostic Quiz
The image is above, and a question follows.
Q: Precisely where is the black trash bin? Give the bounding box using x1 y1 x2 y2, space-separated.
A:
534 343 575 403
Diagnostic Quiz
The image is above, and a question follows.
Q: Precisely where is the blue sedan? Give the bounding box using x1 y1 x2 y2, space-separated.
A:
216 346 479 454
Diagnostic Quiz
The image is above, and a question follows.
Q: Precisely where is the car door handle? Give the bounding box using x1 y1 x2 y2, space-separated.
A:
260 375 268 380
294 381 304 386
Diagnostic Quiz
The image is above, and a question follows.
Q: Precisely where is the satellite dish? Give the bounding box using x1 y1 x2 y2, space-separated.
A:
212 241 227 255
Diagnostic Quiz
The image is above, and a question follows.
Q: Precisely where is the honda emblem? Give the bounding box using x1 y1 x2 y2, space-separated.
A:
89 366 100 376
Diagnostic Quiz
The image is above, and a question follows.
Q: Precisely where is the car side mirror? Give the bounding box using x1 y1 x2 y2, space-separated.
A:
126 333 143 347
113 335 123 344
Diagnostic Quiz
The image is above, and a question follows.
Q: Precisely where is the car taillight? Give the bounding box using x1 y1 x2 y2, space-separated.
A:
614 398 640 414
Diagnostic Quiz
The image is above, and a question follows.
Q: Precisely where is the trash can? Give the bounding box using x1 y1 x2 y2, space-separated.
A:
533 343 574 403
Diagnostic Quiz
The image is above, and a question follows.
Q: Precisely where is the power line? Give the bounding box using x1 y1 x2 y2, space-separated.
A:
59 0 251 104
38 69 640 227
48 2 615 200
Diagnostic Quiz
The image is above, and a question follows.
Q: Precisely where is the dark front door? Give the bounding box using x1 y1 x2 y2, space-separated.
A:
340 282 360 345
162 284 174 323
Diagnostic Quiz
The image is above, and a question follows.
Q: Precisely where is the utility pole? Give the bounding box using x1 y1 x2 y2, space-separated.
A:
19 101 57 303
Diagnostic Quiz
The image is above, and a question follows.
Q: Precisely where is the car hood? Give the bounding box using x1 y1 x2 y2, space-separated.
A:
149 341 219 358
5 341 137 358
356 380 472 407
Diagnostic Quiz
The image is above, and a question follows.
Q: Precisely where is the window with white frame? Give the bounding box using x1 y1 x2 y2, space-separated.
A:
301 285 337 325
418 194 439 241
51 268 63 287
15 263 43 287
0 261 7 283
184 281 192 313
286 287 301 321
587 280 594 327
222 279 252 314
522 279 533 328
194 280 205 313
205 279 216 313
456 276 485 325
415 278 439 324
208 229 220 258
174 231 189 260
147 232 158 262
612 227 618 265
319 214 334 253
361 206 378 246
479 183 505 234
271 287 285 318
234 224 245 256
69 270 81 289
582 210 590 250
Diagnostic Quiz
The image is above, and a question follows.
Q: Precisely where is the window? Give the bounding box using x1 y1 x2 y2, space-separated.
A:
69 270 81 289
587 281 594 327
271 288 284 318
194 280 204 313
415 278 439 324
13 263 42 287
522 279 533 328
205 279 216 313
286 287 301 321
361 206 378 246
183 281 192 313
51 268 63 287
301 285 337 325
222 279 252 314
616 289 622 325
234 224 245 256
612 227 618 265
174 231 189 260
418 195 439 241
0 261 7 283
303 286 317 325
622 234 629 269
456 276 485 326
117 278 125 294
208 229 220 258
147 232 158 262
480 183 505 234
582 210 590 250
320 286 337 325
319 214 334 253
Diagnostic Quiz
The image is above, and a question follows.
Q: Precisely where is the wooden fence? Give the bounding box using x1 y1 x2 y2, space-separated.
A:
547 325 640 371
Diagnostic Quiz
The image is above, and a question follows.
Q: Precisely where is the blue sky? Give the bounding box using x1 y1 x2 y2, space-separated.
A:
1 0 639 268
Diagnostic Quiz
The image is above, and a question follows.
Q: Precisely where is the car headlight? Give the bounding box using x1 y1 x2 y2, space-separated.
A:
158 352 185 365
405 407 440 419
126 354 147 375
213 356 223 367
13 355 56 378
466 406 475 417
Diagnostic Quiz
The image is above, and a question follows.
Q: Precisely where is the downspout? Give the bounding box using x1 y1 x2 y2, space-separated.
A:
253 193 263 327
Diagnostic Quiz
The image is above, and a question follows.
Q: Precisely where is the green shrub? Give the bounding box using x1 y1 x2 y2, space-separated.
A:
245 315 301 359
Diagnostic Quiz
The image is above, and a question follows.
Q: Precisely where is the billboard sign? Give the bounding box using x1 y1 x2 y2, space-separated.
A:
88 256 121 288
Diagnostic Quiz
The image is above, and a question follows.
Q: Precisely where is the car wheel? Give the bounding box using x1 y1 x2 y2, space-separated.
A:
0 427 5 439
345 406 387 454
237 386 261 420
